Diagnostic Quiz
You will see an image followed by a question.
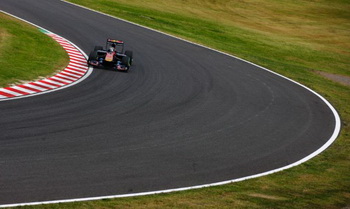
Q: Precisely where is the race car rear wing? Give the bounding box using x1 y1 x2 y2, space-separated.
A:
107 39 124 45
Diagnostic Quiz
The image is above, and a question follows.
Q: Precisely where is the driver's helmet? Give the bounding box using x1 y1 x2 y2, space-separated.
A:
108 47 114 52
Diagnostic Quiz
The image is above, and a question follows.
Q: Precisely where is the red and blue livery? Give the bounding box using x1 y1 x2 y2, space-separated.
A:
88 39 133 72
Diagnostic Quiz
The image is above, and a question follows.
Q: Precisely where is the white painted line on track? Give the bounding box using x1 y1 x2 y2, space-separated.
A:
0 1 341 208
0 10 93 102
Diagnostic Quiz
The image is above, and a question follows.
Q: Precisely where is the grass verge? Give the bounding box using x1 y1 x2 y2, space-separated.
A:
0 13 69 88
12 0 350 208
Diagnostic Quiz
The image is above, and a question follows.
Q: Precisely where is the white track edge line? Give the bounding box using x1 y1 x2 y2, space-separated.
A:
0 2 341 208
0 10 93 102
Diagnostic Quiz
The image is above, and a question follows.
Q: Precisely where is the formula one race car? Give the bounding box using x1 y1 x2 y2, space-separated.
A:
87 39 133 72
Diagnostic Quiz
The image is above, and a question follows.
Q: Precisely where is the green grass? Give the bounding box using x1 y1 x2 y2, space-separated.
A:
0 13 69 87
9 0 350 208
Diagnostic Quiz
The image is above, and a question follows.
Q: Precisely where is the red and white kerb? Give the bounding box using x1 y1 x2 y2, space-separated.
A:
0 33 88 100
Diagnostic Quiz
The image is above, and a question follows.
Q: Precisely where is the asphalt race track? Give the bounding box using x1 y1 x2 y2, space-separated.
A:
0 0 339 206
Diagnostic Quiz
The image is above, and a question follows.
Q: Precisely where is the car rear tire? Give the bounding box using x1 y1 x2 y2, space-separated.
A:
94 46 103 51
121 56 131 67
125 50 133 65
88 51 98 62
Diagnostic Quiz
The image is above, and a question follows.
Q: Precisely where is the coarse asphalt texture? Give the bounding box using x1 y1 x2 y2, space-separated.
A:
0 0 338 206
